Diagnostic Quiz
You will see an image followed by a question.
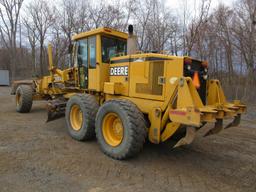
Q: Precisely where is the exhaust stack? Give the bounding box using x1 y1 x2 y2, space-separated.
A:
127 25 138 55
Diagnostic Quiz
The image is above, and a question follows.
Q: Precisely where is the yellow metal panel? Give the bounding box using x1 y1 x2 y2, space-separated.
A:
104 82 123 95
63 93 77 99
148 107 162 144
164 58 184 80
111 53 183 62
88 68 99 91
176 77 203 109
129 61 165 101
104 82 115 94
32 94 44 100
177 78 195 108
99 63 110 91
207 79 227 105
187 78 204 108
160 58 183 110
105 94 163 114
109 63 129 96
160 122 180 142
48 44 54 82
169 107 201 127
88 35 101 91
97 34 110 91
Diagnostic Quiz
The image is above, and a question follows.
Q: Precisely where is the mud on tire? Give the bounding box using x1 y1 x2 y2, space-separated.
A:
95 99 147 160
15 85 33 113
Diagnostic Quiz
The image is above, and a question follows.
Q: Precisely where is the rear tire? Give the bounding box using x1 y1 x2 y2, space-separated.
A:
95 99 147 160
65 94 99 141
15 85 33 113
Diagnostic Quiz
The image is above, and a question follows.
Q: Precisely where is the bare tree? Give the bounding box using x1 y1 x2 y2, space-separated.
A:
23 19 39 75
182 0 211 56
220 0 256 100
86 0 126 30
122 0 137 31
145 1 177 52
232 0 256 85
132 0 152 50
26 0 55 76
58 0 80 65
215 5 234 83
0 0 24 79
51 20 69 69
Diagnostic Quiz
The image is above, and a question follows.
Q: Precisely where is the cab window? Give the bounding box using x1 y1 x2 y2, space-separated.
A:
89 36 96 68
76 39 88 88
101 36 127 63
77 39 88 68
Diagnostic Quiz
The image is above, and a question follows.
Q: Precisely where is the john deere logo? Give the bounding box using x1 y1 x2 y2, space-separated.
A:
110 66 128 76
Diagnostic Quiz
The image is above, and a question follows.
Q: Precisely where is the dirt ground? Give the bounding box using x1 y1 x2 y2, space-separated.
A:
0 86 255 192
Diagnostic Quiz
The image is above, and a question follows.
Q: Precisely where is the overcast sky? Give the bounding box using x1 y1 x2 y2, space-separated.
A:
166 0 234 9
23 0 235 11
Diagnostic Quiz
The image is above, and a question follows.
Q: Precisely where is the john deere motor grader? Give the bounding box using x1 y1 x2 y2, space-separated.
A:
13 26 246 159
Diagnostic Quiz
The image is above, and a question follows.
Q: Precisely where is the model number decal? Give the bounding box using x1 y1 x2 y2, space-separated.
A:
110 66 128 76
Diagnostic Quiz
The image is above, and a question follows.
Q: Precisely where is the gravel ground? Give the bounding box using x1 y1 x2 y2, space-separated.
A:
0 86 255 192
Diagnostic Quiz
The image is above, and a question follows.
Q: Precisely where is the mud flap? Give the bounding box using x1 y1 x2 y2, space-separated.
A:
204 119 223 137
173 126 196 148
225 114 241 129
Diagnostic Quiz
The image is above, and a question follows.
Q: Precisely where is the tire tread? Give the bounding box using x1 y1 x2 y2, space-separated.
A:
16 85 33 113
96 99 147 159
66 94 99 140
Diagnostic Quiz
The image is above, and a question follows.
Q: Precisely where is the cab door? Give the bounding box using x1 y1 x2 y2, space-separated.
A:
88 36 99 91
77 39 88 89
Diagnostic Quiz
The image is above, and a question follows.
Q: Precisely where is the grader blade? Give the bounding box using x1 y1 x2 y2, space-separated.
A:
46 100 66 122
174 127 196 148
47 110 65 122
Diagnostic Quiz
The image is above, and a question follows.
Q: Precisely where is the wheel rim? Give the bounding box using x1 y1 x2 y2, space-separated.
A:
16 92 21 106
70 104 83 131
102 113 124 147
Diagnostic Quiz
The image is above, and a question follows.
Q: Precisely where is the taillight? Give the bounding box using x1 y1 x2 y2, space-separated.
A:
202 61 208 68
184 58 192 70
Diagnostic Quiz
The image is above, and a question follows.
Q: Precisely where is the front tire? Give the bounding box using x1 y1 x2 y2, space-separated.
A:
15 85 33 113
65 94 99 141
95 99 147 160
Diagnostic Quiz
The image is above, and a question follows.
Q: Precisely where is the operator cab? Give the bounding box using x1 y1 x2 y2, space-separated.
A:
72 28 128 90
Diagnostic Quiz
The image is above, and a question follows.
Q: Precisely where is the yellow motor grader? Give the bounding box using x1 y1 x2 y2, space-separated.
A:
13 26 246 159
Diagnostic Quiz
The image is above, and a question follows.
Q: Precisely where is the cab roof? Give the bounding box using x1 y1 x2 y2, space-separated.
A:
72 27 128 41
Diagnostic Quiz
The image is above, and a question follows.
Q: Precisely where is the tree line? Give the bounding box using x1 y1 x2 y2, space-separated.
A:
0 0 255 101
